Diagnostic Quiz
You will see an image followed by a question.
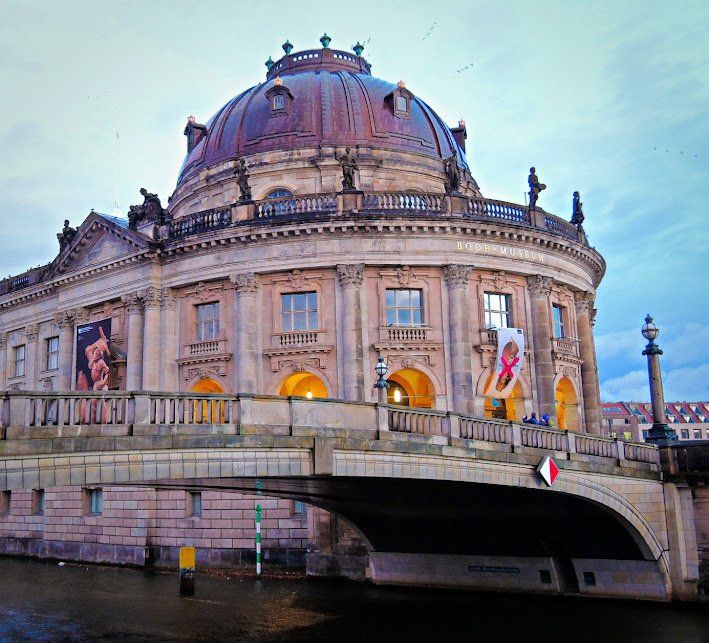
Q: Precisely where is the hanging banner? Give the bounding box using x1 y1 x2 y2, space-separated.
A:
484 327 525 399
75 318 112 391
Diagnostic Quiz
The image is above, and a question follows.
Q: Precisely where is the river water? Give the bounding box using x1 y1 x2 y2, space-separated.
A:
0 557 706 642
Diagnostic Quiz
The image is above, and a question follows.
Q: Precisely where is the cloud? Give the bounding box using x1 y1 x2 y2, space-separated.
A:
601 363 709 402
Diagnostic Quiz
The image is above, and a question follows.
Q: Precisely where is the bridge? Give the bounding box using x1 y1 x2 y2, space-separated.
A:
0 391 701 601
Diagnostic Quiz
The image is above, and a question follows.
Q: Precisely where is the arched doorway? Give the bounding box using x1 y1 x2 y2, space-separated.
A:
190 377 225 422
483 378 524 421
555 377 580 431
387 368 435 409
278 372 328 399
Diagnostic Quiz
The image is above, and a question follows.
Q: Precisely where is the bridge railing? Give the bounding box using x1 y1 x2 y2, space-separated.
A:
0 392 658 467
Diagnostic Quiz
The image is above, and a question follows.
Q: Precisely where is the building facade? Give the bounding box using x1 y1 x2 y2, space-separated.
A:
602 401 709 442
0 40 607 567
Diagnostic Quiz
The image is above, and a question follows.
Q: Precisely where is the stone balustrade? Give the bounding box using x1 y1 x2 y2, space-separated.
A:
552 336 580 357
278 330 319 346
0 392 658 469
186 339 226 356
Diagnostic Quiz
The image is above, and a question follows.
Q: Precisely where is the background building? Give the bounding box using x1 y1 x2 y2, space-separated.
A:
0 40 606 567
602 401 709 442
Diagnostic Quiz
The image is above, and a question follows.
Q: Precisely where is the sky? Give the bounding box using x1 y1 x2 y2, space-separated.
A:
0 0 707 402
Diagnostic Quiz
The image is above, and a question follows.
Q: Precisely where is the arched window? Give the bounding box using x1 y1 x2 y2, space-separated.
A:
263 189 295 217
267 189 294 199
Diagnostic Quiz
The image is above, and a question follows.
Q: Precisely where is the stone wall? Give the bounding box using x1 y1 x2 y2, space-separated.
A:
0 486 308 568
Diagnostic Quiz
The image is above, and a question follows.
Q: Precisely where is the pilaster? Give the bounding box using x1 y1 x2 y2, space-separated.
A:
159 288 178 391
141 286 163 391
337 264 365 401
575 291 602 434
122 292 144 391
443 265 475 414
230 272 259 393
526 275 557 422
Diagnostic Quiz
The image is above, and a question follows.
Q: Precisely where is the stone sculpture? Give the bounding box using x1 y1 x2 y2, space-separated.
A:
337 147 358 191
57 220 77 250
443 150 460 193
235 157 253 202
128 188 169 229
528 167 546 209
571 191 585 227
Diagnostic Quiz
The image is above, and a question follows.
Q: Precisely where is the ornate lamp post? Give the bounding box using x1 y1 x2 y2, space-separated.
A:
641 314 677 443
374 355 389 404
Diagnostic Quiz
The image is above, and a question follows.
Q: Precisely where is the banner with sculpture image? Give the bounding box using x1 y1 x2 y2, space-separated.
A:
484 327 525 399
75 319 111 391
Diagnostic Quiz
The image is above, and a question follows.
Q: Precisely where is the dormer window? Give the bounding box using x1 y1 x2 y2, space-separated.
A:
265 77 294 117
386 80 414 119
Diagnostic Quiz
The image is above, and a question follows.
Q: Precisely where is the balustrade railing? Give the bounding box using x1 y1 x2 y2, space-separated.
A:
186 339 225 356
279 331 319 346
544 215 579 240
0 392 658 467
388 407 446 435
385 327 428 342
256 195 337 218
466 197 531 225
169 207 231 238
362 192 442 213
552 336 580 356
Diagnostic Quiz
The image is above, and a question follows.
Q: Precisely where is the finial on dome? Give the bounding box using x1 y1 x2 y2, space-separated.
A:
458 119 466 128
265 56 275 71
282 40 293 55
397 80 406 89
320 33 331 48
274 76 283 86
352 41 364 56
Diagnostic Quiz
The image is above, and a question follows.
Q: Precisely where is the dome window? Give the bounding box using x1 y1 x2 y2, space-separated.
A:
386 80 414 120
265 77 294 117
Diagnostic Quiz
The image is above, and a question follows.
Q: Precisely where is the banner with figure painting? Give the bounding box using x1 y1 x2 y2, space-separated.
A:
75 319 111 391
484 327 525 398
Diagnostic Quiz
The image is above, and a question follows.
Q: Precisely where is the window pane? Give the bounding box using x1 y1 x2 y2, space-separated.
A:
294 312 307 330
282 294 293 312
386 290 395 307
294 293 307 311
398 309 411 325
396 290 409 307
307 292 317 311
411 290 421 307
386 309 396 326
412 308 422 325
308 311 318 329
282 312 292 332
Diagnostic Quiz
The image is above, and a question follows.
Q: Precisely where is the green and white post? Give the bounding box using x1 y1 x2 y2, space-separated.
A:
255 504 262 577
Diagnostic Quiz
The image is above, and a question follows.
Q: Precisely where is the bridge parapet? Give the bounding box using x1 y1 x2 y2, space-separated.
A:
0 391 659 470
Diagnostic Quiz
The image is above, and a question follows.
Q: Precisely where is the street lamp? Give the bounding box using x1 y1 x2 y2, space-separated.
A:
374 355 389 404
641 314 677 443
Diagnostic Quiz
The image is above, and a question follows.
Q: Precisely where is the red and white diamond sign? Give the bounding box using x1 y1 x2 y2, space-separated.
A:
537 456 559 486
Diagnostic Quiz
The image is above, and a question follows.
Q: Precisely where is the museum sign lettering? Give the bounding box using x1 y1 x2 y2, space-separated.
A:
456 241 545 262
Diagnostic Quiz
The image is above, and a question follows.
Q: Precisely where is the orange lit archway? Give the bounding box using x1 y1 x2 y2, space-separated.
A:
555 376 580 431
190 378 225 422
387 368 435 409
278 372 328 399
483 376 524 422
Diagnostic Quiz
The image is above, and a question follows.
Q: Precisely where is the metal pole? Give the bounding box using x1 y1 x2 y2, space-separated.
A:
255 504 262 577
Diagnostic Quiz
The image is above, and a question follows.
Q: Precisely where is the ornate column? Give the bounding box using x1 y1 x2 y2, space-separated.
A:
54 311 76 390
159 288 178 392
337 264 365 401
141 287 162 391
575 291 602 434
231 273 259 393
526 275 557 422
443 265 475 414
122 292 144 390
0 332 7 391
24 324 40 389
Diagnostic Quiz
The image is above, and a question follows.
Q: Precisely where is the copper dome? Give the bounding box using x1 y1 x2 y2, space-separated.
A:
177 47 469 186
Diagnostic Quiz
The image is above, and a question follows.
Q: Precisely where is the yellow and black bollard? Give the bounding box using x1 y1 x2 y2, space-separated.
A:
179 546 196 596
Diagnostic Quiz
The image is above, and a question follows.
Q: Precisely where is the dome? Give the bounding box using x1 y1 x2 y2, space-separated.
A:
177 46 469 188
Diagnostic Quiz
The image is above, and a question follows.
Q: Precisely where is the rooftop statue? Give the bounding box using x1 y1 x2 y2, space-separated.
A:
235 157 253 202
337 147 358 191
57 219 77 250
443 150 460 193
128 188 169 229
528 167 546 209
571 191 585 227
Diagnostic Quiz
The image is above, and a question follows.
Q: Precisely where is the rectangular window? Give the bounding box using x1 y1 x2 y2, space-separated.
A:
196 302 220 341
293 500 307 515
483 293 511 329
681 429 689 439
273 94 285 110
281 292 318 332
13 345 25 377
583 571 596 586
395 95 408 112
86 488 103 515
693 429 702 440
46 336 59 371
552 305 565 338
0 490 10 514
33 489 45 515
188 491 202 517
385 289 423 327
